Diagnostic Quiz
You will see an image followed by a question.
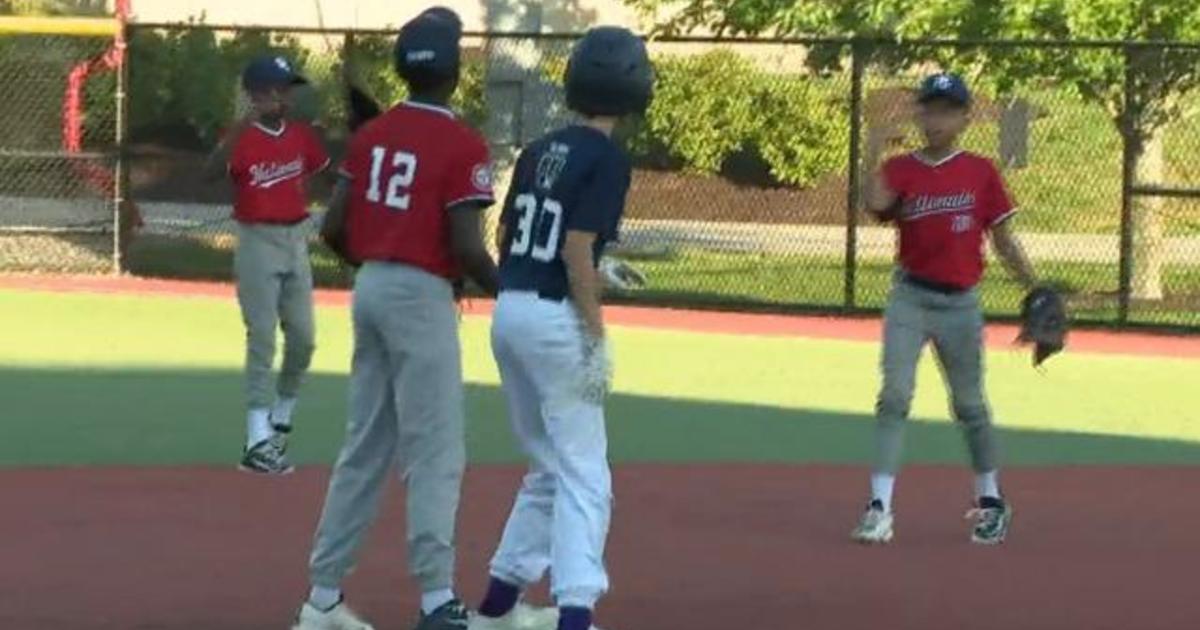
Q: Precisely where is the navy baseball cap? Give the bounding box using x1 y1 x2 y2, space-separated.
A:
917 73 971 107
395 7 463 82
242 55 306 93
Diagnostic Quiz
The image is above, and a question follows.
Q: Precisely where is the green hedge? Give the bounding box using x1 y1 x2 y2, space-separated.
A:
626 50 848 188
128 27 310 148
125 37 846 190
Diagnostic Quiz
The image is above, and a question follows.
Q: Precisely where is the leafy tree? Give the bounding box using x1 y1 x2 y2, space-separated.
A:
0 0 106 15
627 0 1200 298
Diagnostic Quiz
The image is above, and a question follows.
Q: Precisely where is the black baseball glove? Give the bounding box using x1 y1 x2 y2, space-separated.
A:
1017 286 1067 366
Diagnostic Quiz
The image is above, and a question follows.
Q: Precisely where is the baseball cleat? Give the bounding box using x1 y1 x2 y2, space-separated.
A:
239 438 294 475
851 499 895 544
293 599 375 630
469 603 559 630
270 423 292 456
968 498 1013 545
415 599 471 630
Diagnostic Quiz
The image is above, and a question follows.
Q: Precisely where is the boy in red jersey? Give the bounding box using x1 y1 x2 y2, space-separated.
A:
291 8 499 630
852 73 1037 546
205 55 329 475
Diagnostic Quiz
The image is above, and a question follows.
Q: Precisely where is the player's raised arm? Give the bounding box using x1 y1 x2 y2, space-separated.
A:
865 169 900 219
202 114 253 182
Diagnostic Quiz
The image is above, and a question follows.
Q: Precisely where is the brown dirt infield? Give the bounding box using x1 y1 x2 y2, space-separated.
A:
1 464 1196 630
3 273 1199 359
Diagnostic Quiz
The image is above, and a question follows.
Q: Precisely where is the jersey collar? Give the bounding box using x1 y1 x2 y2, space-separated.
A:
252 121 287 137
912 149 963 168
402 100 456 119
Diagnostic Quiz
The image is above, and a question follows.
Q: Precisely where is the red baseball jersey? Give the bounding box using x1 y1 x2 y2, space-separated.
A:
882 151 1016 289
340 101 494 279
228 121 329 224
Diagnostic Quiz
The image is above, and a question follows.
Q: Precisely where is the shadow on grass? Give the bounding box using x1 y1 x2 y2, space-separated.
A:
1 366 1198 468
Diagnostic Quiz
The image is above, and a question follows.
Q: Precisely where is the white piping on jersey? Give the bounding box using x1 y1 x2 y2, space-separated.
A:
403 100 456 119
901 205 968 222
990 208 1019 226
445 193 495 208
911 149 964 168
902 191 976 221
253 121 287 137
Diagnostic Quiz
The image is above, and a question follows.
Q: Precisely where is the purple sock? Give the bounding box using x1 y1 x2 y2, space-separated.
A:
477 577 520 618
557 606 592 630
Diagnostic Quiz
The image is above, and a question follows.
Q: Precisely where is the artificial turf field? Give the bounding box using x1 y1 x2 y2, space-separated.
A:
1 277 1198 630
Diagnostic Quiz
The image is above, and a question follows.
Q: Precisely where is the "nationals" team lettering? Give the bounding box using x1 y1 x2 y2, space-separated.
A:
905 192 976 219
249 158 305 189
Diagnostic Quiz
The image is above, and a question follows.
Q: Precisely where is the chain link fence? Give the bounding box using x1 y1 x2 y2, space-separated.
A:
0 31 118 272
7 24 1200 329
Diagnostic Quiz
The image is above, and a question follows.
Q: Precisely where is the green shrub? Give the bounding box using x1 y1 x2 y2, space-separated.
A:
627 49 848 188
749 76 847 187
128 26 308 148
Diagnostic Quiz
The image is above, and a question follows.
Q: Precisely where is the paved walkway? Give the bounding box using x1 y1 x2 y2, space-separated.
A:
4 196 1199 264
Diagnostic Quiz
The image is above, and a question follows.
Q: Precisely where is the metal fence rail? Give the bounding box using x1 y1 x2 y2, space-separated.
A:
4 25 1200 329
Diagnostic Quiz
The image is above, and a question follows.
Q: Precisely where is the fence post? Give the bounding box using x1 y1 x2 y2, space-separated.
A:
1117 44 1135 326
844 39 866 311
112 21 131 274
343 31 355 72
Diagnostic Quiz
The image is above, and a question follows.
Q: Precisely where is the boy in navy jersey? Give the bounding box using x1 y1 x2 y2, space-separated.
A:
468 27 653 630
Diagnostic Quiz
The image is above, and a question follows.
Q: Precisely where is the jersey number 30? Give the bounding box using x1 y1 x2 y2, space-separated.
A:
366 146 416 211
509 193 563 262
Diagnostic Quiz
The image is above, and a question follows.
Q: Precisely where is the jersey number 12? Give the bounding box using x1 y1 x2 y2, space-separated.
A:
509 193 563 262
366 146 416 211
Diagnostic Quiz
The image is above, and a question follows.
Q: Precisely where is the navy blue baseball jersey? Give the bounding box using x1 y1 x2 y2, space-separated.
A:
498 125 632 300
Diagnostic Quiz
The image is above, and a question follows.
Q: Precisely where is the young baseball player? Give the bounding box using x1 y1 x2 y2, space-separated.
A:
205 55 329 475
291 8 499 630
852 73 1037 546
469 27 653 630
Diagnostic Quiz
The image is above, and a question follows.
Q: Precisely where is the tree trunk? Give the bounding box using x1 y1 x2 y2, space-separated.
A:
1131 129 1165 300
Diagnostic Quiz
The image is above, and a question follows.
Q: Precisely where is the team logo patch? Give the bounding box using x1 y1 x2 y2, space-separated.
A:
536 142 570 190
472 163 494 192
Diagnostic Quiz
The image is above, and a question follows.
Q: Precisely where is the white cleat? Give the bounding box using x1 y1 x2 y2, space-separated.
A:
470 603 558 630
851 501 895 545
292 601 375 630
468 603 611 630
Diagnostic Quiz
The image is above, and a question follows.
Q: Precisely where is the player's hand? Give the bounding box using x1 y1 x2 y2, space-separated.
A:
598 256 646 290
577 334 612 405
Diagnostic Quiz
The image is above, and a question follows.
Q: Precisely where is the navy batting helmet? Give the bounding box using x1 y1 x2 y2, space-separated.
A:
395 7 463 88
565 26 653 117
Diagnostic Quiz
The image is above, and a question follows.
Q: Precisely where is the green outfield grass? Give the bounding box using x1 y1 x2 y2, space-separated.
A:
0 288 1197 468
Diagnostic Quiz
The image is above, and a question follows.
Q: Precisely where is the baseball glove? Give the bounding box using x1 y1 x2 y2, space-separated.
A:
598 256 647 291
1017 286 1067 366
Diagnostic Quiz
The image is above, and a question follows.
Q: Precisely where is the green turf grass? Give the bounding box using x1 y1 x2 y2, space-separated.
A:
1 288 1197 467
